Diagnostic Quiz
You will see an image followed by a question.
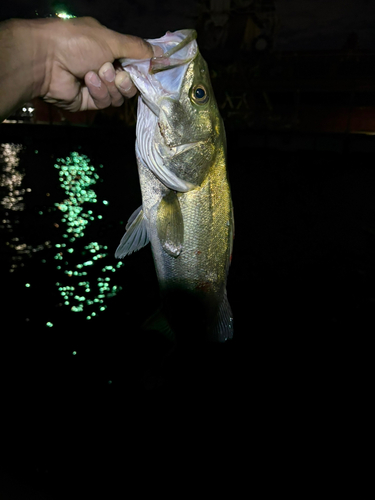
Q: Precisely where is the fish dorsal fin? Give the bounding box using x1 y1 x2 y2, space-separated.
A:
115 206 149 258
156 191 184 257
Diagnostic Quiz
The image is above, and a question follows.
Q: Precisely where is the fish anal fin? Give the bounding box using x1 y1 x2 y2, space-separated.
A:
156 191 184 257
115 206 149 259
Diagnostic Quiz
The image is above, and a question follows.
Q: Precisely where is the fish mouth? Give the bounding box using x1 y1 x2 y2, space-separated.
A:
122 29 198 109
149 30 197 74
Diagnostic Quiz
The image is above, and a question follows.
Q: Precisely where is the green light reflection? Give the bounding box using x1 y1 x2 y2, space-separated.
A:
53 152 123 319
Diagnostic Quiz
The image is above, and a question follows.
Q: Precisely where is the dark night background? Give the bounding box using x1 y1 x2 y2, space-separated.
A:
0 0 374 496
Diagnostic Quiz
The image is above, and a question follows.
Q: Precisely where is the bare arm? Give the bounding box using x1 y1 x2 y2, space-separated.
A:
0 17 154 122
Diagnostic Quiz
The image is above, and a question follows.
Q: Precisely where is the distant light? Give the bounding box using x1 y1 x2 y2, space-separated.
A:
46 322 53 327
72 351 77 355
56 12 76 19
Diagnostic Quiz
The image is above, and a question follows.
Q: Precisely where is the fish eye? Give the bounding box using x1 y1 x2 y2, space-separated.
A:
191 85 209 105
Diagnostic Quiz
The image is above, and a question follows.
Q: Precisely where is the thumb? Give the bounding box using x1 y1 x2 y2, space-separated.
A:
106 30 154 60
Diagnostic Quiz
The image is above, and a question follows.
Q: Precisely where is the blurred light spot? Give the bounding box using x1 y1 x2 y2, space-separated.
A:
56 12 76 19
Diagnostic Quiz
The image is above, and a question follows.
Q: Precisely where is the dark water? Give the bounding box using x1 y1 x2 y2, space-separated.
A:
1 125 373 496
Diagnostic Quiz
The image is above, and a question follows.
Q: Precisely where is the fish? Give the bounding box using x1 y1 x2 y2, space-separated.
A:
115 29 234 342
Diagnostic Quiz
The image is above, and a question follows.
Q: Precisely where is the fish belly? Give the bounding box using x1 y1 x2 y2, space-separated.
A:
138 157 233 341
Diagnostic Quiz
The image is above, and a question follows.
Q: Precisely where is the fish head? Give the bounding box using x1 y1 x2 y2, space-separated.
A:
121 30 224 191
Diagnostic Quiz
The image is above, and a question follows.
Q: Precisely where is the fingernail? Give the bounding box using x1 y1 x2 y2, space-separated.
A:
89 72 101 88
117 72 132 92
103 66 115 83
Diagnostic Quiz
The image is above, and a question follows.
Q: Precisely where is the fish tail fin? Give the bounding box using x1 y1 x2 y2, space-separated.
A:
210 290 234 342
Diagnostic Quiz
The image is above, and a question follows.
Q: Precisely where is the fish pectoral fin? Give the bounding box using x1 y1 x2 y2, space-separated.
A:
156 191 184 257
115 205 149 259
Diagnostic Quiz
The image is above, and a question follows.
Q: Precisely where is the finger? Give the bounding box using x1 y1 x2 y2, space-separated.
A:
152 44 164 57
107 32 154 60
84 71 111 109
98 62 124 107
80 86 101 111
115 70 138 99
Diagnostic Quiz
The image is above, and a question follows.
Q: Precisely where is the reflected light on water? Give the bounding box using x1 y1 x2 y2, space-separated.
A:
52 152 124 320
0 143 26 211
0 143 51 270
1 146 125 324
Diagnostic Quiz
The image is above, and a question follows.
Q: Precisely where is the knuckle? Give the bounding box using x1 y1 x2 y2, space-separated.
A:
80 16 101 27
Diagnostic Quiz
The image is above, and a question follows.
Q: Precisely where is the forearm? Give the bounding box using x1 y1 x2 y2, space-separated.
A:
0 19 48 122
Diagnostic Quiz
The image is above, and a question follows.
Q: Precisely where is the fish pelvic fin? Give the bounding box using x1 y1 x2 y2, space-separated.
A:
210 290 234 342
156 191 184 257
115 206 149 259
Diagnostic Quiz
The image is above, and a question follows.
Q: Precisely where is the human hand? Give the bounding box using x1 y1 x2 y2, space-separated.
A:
37 17 154 111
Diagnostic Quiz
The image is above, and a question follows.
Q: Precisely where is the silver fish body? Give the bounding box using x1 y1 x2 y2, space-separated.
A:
116 30 234 342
